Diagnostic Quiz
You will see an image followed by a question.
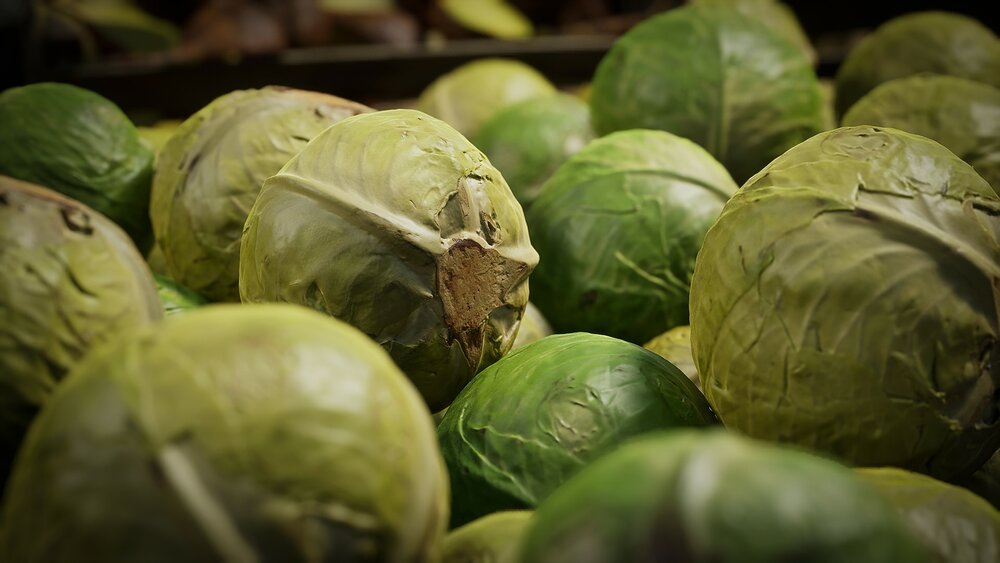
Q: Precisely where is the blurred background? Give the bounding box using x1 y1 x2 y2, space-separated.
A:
1 0 996 122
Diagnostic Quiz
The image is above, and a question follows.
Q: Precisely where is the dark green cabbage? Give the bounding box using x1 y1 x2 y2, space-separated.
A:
474 94 594 208
438 332 717 526
527 129 737 344
521 431 928 563
590 5 826 182
0 83 155 250
690 0 815 64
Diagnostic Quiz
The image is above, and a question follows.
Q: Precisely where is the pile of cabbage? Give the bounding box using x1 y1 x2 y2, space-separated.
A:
0 3 998 562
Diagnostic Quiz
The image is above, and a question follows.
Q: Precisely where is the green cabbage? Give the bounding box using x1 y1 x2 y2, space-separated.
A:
240 109 537 411
0 175 161 488
690 0 815 64
0 304 448 562
0 83 155 249
521 430 928 563
589 5 826 182
417 59 556 139
438 332 717 526
644 326 699 388
842 75 1000 194
511 302 552 349
474 94 594 208
151 87 370 302
858 467 1000 563
441 511 532 563
834 11 1000 116
527 129 737 344
690 126 1000 480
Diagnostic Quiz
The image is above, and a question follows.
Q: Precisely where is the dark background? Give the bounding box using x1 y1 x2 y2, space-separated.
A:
1 0 996 119
786 0 996 35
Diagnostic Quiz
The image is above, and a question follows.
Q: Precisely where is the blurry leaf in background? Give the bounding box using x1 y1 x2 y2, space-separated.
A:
439 0 533 39
321 0 396 12
39 0 179 55
33 4 100 60
62 0 179 51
